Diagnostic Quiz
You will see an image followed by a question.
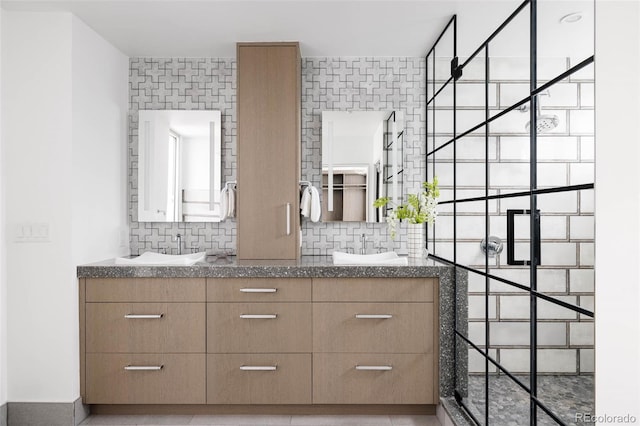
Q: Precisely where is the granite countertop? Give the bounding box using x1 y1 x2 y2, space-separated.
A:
77 255 454 278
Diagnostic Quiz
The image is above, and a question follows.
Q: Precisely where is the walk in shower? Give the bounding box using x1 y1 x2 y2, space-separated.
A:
425 1 595 424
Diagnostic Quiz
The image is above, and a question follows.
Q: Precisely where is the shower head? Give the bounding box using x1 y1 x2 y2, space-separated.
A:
526 114 559 133
525 91 559 133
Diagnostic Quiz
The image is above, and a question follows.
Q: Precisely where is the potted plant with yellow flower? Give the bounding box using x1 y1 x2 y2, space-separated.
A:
373 177 439 258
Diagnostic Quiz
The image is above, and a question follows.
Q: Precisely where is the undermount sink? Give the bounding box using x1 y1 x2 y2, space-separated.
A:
332 251 408 266
115 251 207 266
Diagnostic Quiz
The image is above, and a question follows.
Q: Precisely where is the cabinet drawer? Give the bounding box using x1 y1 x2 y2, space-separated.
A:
207 278 311 302
86 303 205 353
313 278 435 302
313 353 435 404
207 353 311 404
86 278 205 302
208 303 311 353
85 353 206 404
313 303 433 353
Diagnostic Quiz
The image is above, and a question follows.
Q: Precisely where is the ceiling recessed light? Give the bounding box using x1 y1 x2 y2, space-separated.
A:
560 12 583 24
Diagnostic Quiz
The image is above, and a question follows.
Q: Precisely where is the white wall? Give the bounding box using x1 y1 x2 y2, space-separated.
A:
71 15 128 265
1 11 128 403
595 0 640 421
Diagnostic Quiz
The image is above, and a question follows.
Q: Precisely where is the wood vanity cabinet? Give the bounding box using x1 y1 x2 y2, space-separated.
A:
312 278 439 405
206 278 312 404
236 42 301 260
80 276 438 408
80 278 207 404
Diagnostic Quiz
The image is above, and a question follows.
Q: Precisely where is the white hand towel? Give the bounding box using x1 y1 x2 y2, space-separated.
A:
300 187 311 217
227 186 235 218
309 185 321 222
220 187 228 221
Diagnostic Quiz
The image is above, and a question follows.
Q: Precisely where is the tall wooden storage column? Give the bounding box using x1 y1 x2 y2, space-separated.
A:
237 42 301 260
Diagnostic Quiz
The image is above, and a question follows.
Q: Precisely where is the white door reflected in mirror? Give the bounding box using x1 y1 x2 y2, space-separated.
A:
138 110 222 222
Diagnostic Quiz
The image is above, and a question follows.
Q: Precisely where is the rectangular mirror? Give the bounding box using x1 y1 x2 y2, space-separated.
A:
138 110 222 222
321 110 404 222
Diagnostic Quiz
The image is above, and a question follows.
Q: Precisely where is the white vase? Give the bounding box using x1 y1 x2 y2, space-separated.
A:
407 223 425 259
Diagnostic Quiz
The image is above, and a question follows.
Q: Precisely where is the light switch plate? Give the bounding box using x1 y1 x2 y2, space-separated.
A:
14 222 50 243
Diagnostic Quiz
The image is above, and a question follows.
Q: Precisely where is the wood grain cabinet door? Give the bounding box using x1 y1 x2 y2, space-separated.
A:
86 303 205 353
237 42 301 260
207 302 312 353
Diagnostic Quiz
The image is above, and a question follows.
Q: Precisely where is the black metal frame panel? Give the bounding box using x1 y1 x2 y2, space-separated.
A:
425 0 595 424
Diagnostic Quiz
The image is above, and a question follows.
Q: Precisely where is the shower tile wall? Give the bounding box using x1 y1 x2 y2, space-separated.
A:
128 57 426 256
431 57 594 375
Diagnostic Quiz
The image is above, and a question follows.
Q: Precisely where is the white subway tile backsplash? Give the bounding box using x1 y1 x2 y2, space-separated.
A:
537 163 568 187
468 321 487 346
569 269 594 293
569 322 594 345
580 83 594 107
499 192 579 214
579 296 594 319
579 190 594 213
499 349 530 373
468 295 497 319
569 110 595 134
468 270 487 292
580 136 595 161
538 322 568 346
490 163 530 187
570 215 594 239
442 83 497 108
469 349 498 373
569 163 594 185
539 296 578 320
579 243 594 266
541 216 567 239
499 137 529 161
455 215 487 240
545 83 579 107
489 109 531 134
499 83 529 108
438 137 498 160
490 322 529 346
537 349 577 373
580 349 594 373
490 269 566 293
538 136 580 161
499 295 529 319
569 60 594 81
457 242 498 267
541 242 577 266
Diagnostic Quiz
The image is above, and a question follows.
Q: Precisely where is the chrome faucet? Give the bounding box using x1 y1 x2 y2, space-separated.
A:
360 234 366 255
175 233 182 255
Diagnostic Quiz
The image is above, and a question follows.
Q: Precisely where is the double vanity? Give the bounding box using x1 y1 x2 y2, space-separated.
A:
77 256 460 415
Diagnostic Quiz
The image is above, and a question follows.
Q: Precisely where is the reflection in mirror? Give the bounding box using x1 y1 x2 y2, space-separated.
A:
321 111 403 223
138 110 222 222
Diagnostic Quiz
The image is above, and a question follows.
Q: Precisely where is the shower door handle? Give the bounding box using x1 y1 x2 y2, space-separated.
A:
506 209 540 266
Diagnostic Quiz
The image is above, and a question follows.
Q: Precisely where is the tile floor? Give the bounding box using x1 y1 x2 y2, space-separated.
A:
80 414 441 426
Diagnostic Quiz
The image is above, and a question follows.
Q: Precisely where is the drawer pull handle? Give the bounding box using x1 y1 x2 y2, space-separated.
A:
355 365 393 371
355 314 393 319
240 365 277 371
240 288 277 293
124 314 164 319
124 365 163 371
239 314 278 319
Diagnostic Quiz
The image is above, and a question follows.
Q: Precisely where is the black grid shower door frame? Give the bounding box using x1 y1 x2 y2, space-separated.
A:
425 1 595 425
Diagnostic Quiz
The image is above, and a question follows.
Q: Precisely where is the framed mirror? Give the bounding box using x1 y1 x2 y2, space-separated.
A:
138 110 222 222
321 110 404 223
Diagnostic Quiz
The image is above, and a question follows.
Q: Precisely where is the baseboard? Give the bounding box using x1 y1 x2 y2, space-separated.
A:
1 403 7 426
7 398 89 426
91 404 436 416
